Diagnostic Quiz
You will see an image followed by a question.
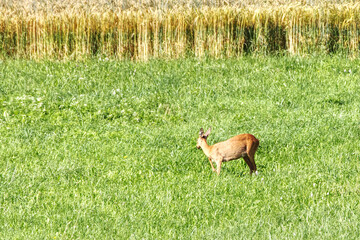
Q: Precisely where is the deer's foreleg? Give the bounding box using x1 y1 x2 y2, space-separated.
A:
208 158 216 172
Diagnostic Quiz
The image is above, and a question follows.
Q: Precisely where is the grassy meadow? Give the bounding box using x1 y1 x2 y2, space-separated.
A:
0 56 359 239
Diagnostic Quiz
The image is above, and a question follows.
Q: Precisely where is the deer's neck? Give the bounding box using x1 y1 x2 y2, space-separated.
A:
200 140 212 158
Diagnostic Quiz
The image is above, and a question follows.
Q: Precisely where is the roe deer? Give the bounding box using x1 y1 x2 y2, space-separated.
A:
196 128 259 175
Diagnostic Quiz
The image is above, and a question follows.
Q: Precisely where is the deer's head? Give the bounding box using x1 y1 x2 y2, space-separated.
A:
196 127 211 149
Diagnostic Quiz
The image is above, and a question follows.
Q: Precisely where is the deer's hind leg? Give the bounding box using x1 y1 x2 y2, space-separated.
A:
247 140 259 174
243 155 255 175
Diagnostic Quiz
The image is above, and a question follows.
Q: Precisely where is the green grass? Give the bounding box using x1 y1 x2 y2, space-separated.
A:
0 56 359 239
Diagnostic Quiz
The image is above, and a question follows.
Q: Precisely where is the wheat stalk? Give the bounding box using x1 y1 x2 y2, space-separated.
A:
0 1 359 59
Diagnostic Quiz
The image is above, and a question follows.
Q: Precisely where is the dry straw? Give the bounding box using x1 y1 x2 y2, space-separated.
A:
1 0 360 60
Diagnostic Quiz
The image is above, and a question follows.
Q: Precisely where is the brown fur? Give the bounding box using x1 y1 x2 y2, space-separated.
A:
197 128 259 175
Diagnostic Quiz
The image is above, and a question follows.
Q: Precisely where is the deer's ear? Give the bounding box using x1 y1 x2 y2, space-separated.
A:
199 128 204 136
204 127 211 138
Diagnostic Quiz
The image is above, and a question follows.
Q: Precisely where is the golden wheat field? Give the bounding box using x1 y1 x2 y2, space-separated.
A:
1 0 360 59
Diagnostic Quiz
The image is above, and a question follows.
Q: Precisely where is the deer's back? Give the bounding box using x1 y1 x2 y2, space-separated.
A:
210 134 258 161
